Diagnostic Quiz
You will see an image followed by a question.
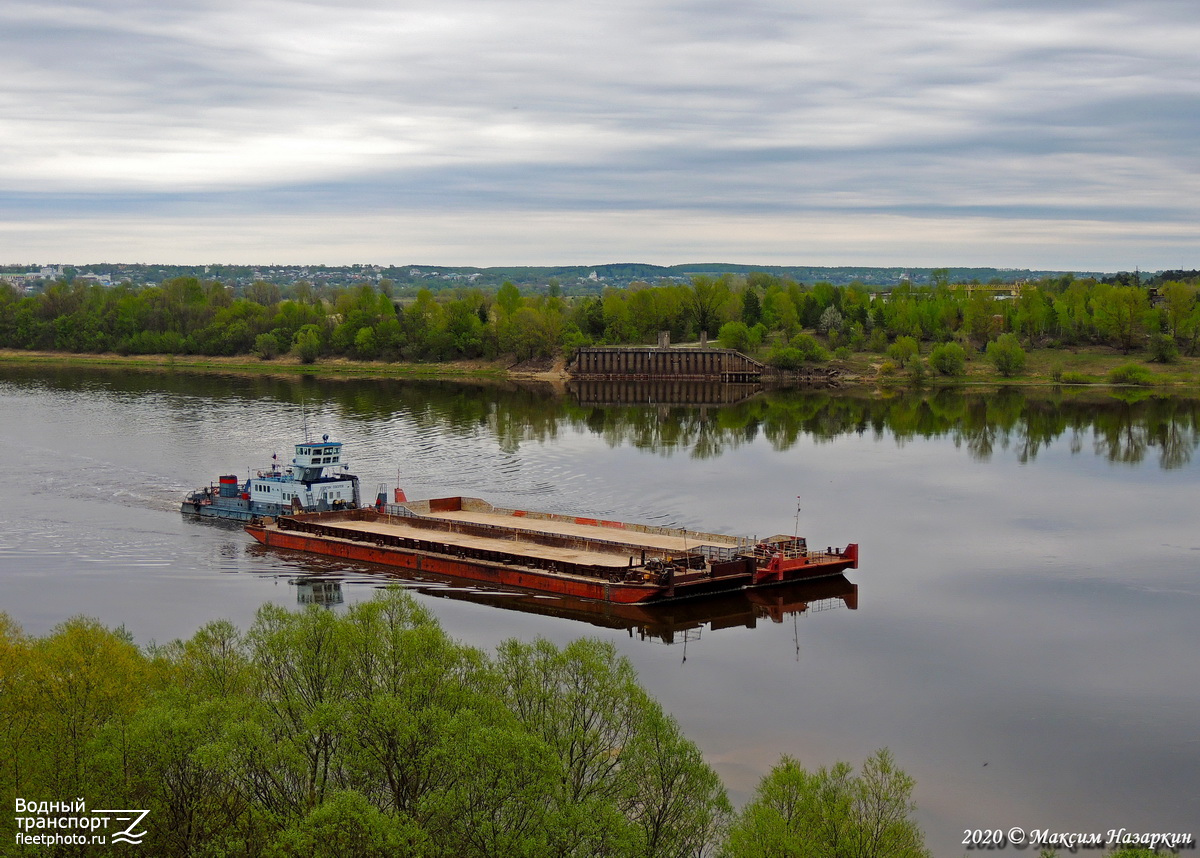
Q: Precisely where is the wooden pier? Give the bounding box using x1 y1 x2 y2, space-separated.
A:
569 342 764 382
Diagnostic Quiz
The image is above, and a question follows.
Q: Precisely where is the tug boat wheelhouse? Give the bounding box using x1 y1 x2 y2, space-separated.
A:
181 435 361 521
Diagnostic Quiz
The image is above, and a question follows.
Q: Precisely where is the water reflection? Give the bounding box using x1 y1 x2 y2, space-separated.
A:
292 577 345 606
282 560 857 646
2 365 1198 468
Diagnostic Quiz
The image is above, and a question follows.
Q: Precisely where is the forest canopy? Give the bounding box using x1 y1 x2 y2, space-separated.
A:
1 271 1196 365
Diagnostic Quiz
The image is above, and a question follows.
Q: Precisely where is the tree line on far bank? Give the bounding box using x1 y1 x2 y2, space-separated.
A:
1 591 930 857
1 270 1197 370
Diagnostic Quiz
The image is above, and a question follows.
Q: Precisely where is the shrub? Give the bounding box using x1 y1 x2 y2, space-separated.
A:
1060 371 1095 384
833 346 852 360
292 325 323 364
886 336 919 367
718 321 752 352
985 333 1026 377
1107 363 1154 385
793 334 829 362
254 333 280 360
1148 332 1179 363
767 335 829 369
928 342 966 376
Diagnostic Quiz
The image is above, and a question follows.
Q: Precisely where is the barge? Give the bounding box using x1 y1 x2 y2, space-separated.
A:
246 495 858 605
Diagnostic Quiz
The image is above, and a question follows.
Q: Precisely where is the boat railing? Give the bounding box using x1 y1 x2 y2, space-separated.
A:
379 502 420 518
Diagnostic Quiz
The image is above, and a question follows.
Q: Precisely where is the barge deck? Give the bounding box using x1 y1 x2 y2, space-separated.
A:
246 497 858 605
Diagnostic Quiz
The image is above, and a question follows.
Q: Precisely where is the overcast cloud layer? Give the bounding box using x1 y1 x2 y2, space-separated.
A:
2 0 1198 267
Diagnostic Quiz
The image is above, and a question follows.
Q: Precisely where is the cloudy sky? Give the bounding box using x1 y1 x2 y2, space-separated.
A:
2 0 1197 269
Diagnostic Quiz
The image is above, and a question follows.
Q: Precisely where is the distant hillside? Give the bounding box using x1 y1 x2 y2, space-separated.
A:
6 261 1116 293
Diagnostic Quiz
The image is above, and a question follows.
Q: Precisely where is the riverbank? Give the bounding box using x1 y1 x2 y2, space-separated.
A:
1 346 1197 390
837 346 1200 390
0 349 571 382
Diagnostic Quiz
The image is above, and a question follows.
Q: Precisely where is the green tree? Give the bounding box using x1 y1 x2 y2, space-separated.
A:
1147 332 1178 363
28 617 147 794
741 287 763 327
255 332 281 360
496 637 729 857
1014 287 1048 346
718 321 753 352
986 332 1026 377
1093 285 1149 352
764 291 800 340
269 790 424 858
684 275 731 340
1160 280 1197 339
963 291 1000 347
247 280 282 306
721 749 929 858
0 614 34 797
354 326 380 359
887 335 920 367
496 281 522 316
292 325 323 364
929 341 966 376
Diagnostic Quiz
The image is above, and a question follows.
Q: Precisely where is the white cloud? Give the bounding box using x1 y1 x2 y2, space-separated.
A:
2 0 1198 264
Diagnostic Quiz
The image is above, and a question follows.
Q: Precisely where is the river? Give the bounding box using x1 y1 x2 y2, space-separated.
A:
1 365 1197 855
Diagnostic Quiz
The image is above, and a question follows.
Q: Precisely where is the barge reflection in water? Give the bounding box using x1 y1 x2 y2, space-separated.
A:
282 560 857 646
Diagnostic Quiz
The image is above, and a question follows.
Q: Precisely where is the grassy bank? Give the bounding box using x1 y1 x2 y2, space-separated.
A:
0 349 515 380
833 345 1200 389
3 345 1198 390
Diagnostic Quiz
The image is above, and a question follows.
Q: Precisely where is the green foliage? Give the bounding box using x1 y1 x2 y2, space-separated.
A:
767 334 828 368
928 341 966 376
907 357 928 386
1059 371 1095 384
887 335 920 367
1107 363 1154 385
718 321 753 352
496 281 522 316
741 287 762 326
292 325 323 363
721 749 929 858
0 593 730 858
685 275 733 339
986 333 1026 377
255 332 281 360
7 273 1192 371
1147 332 1179 363
1093 284 1150 352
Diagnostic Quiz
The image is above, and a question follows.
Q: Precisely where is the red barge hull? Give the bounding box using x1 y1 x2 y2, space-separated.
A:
245 499 858 605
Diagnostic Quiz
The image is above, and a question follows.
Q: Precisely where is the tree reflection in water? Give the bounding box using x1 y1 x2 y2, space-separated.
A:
3 365 1197 468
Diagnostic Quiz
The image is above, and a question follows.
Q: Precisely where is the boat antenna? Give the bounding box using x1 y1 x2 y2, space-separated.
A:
794 496 802 540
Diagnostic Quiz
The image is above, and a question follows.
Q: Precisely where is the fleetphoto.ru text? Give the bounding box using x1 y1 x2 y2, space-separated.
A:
14 798 149 848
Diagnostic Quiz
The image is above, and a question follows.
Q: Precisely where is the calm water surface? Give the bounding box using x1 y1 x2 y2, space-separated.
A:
1 366 1197 855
